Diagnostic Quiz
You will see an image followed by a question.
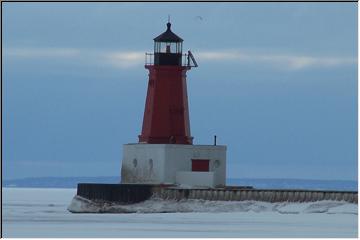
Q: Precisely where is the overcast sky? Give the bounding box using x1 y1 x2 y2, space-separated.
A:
3 3 357 180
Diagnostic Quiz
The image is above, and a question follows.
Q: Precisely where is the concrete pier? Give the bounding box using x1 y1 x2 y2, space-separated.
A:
153 187 357 203
76 183 358 204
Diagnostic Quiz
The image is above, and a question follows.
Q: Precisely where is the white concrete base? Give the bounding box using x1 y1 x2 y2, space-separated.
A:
121 144 226 187
176 171 215 188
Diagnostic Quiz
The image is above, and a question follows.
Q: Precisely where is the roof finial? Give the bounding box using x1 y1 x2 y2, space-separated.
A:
166 15 171 30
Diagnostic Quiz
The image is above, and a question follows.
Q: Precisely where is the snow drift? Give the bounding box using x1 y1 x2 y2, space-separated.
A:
68 195 358 214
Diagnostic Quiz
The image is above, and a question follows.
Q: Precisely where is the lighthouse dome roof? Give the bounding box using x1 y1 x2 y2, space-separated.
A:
153 22 183 42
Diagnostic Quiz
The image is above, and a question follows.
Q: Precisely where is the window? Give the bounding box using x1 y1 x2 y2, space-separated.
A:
132 158 137 168
192 159 210 172
149 159 153 171
213 160 220 169
154 42 182 54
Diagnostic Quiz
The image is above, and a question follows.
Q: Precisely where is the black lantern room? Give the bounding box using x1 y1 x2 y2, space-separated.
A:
153 22 183 66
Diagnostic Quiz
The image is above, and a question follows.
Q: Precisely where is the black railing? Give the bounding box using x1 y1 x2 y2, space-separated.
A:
145 51 198 68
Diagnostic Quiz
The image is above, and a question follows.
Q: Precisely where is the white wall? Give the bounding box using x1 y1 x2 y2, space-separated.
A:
121 144 166 183
164 144 226 186
176 171 215 188
121 144 226 187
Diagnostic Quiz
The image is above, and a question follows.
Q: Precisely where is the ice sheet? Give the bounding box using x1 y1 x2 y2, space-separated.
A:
3 187 358 237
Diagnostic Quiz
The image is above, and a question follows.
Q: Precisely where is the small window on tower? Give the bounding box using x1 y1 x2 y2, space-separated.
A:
149 158 153 171
213 160 220 169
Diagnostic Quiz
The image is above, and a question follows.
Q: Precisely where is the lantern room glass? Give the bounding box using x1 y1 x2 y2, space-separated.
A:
154 42 182 54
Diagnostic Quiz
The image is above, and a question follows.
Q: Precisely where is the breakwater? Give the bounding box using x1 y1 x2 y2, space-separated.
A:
153 187 358 203
76 183 357 204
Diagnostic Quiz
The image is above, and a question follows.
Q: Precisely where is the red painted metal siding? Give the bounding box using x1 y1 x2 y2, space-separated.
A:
192 159 210 172
138 65 193 144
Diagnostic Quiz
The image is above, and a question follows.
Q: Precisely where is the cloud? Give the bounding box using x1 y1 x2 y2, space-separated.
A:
196 50 357 70
4 47 356 71
102 51 144 69
4 47 145 69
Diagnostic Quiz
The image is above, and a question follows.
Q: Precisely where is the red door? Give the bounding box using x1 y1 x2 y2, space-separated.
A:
192 159 210 172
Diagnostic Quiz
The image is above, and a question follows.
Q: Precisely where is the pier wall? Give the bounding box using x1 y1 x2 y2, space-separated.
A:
76 183 358 204
77 183 153 204
153 187 358 203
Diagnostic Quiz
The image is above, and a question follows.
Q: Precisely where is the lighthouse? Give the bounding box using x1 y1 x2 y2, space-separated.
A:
121 22 227 188
70 22 357 212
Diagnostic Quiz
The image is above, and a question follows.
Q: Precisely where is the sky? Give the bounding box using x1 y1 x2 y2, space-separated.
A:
3 3 358 180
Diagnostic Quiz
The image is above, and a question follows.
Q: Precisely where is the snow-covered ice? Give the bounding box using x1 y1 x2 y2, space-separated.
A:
3 187 358 237
68 195 358 215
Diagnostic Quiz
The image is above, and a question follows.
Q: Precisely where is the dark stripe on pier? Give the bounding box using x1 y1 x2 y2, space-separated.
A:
76 183 358 204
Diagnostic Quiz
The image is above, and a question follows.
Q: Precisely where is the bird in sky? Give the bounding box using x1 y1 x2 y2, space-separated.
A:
195 16 203 21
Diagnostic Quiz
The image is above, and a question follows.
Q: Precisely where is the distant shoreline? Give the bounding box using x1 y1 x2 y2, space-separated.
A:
3 177 357 191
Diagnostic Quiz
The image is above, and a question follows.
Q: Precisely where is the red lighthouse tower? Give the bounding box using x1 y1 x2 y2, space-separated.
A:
138 22 197 145
122 22 226 188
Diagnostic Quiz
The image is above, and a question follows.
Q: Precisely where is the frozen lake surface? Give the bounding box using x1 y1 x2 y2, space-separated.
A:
3 187 358 237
